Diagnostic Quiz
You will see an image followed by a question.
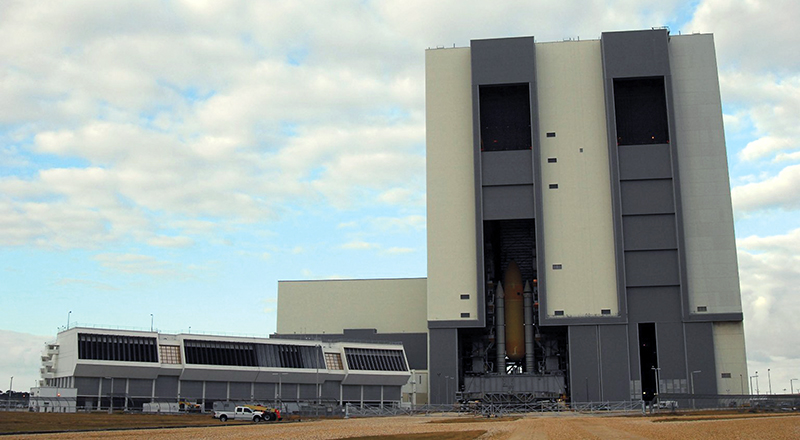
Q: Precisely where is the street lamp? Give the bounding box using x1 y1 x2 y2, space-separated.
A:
791 379 798 394
272 373 288 408
67 311 72 330
768 369 772 395
651 367 661 406
315 344 321 405
691 370 701 409
7 377 12 411
150 314 154 332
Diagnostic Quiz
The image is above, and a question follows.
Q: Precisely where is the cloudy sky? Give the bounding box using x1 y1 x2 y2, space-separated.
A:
1 0 798 394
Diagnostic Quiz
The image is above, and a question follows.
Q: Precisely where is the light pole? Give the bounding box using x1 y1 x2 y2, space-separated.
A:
791 379 798 394
315 344 321 405
150 314 154 332
740 374 744 395
444 376 450 405
7 377 12 411
651 367 661 407
67 311 72 330
691 370 701 409
755 371 760 395
272 373 287 409
768 369 772 395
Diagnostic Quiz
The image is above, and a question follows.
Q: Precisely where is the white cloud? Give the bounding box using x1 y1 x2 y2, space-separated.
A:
383 247 414 254
0 330 51 392
55 278 118 291
732 165 800 213
340 240 379 250
93 252 186 277
737 229 800 377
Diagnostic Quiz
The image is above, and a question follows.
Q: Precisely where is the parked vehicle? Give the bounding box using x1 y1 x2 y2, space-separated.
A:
213 405 280 422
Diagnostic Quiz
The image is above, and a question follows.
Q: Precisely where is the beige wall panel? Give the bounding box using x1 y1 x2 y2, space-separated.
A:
713 321 749 394
670 35 743 315
536 40 618 317
425 48 478 321
277 278 427 334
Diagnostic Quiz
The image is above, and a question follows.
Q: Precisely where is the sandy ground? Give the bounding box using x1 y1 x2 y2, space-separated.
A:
5 413 800 440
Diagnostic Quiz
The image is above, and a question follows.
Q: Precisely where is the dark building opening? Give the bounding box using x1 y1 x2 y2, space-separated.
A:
613 77 669 145
638 322 659 401
479 84 533 151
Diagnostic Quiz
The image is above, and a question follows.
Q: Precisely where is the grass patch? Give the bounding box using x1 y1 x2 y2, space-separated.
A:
0 412 247 434
428 416 518 424
344 430 486 440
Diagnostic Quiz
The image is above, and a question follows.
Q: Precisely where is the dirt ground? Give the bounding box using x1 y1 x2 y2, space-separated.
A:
3 412 800 439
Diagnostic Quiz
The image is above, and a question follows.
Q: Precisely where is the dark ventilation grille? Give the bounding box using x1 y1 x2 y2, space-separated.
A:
77 333 158 363
344 348 408 371
613 77 669 146
479 84 532 151
183 340 257 366
554 310 565 316
546 132 556 138
548 158 557 163
183 341 323 369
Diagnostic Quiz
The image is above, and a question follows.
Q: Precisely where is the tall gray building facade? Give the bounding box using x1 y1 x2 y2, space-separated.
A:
279 29 748 405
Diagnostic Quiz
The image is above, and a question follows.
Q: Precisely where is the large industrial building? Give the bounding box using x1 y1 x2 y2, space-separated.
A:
277 29 748 405
37 327 411 411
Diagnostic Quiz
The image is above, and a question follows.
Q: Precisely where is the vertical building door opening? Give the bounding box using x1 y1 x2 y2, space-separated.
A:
638 322 658 401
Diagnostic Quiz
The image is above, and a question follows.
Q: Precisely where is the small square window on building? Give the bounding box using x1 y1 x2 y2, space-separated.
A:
460 312 470 318
697 306 708 312
554 310 565 316
552 264 562 270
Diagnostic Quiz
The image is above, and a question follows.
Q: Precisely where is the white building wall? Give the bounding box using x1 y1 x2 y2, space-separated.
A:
425 47 478 322
712 321 749 394
277 278 427 334
670 34 743 315
536 40 618 317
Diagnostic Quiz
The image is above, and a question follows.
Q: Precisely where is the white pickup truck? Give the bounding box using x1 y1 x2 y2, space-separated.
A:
213 405 269 422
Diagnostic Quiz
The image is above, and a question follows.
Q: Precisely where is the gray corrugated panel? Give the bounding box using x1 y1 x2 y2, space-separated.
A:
428 328 458 404
627 287 682 322
471 37 536 85
624 250 680 287
180 380 203 399
601 29 670 79
599 325 631 401
684 322 718 394
618 144 673 180
568 325 600 402
74 377 100 395
363 385 382 401
482 185 535 220
204 381 227 399
229 381 250 400
128 378 152 397
341 385 360 401
253 383 275 401
622 215 678 250
482 150 534 185
655 322 687 383
154 376 178 398
620 180 675 215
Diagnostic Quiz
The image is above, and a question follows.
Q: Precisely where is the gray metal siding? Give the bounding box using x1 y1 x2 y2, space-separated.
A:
128 378 153 397
598 325 631 401
180 380 203 399
482 185 535 220
622 215 677 250
619 179 675 215
481 150 534 185
229 381 250 400
624 250 680 287
154 376 178 398
204 381 227 399
428 327 458 404
684 322 718 394
568 326 600 402
618 144 673 180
